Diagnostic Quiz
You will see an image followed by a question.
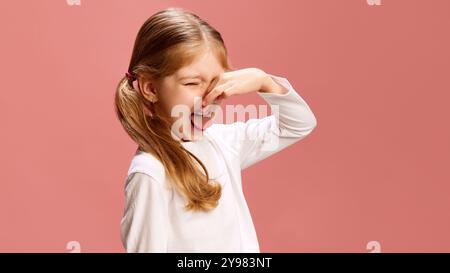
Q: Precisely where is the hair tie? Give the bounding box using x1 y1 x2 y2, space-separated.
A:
125 71 137 86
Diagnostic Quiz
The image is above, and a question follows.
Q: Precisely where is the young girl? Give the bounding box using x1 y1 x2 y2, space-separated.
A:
115 7 317 253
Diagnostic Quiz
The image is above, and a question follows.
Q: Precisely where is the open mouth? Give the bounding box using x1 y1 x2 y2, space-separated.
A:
190 113 203 131
190 111 214 131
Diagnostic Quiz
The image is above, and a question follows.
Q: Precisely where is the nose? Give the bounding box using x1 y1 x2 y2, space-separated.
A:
202 77 219 99
202 84 213 98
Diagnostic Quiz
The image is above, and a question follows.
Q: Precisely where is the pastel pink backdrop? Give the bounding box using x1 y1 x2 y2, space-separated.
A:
1 0 449 252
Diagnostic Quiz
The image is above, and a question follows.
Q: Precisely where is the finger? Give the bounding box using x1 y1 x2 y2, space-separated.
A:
213 95 225 105
203 85 224 106
213 87 231 105
203 96 224 114
203 81 233 106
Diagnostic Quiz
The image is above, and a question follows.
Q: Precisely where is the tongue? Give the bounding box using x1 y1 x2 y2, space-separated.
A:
191 114 213 131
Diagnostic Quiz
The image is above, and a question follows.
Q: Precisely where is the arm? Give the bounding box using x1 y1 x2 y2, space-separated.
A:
239 74 317 169
209 74 317 170
120 172 169 252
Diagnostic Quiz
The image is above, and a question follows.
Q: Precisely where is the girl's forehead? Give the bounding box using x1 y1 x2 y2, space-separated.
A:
176 51 224 79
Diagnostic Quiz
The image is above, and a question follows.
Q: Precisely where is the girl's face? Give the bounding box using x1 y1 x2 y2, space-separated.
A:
153 49 226 142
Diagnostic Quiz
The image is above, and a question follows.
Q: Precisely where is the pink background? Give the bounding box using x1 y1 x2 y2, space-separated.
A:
1 0 449 252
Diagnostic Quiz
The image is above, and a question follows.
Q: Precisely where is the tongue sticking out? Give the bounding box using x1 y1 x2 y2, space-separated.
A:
191 111 214 131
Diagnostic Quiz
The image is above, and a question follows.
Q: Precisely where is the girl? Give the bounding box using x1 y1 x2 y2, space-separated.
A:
115 7 317 253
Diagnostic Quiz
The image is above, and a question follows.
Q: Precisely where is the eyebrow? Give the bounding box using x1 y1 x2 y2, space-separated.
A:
178 75 203 81
179 75 218 82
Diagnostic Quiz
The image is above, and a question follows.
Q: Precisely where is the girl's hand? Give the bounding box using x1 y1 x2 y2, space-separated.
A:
202 68 288 107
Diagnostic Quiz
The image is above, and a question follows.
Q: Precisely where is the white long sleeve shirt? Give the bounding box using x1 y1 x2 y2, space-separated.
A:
120 74 317 253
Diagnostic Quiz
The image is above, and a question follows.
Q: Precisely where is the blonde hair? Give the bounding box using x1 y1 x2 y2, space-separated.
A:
115 7 231 212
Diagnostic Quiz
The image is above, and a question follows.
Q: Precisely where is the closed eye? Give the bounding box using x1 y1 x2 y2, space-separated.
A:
184 83 199 86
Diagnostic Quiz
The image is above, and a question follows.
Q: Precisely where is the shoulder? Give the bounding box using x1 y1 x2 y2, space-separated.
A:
127 149 166 184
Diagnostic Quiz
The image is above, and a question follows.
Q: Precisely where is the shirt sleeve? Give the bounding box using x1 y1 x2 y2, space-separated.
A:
208 74 317 170
120 172 169 253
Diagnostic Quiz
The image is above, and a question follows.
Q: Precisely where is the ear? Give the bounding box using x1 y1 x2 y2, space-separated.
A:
139 79 158 103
